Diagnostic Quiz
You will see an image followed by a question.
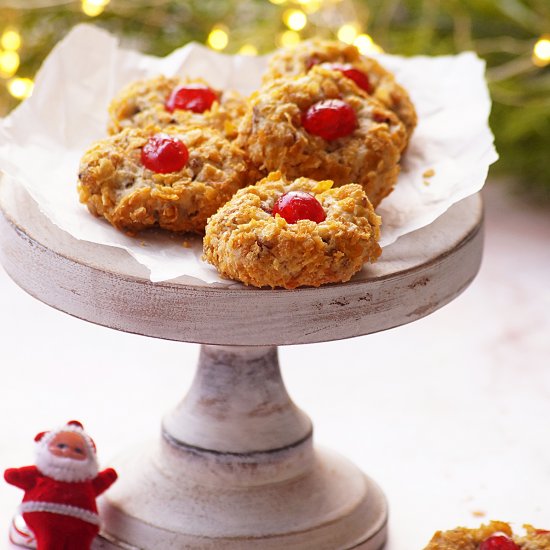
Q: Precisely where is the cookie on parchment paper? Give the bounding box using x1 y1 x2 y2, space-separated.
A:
203 172 381 289
264 38 417 141
237 66 406 207
78 125 250 235
108 75 247 140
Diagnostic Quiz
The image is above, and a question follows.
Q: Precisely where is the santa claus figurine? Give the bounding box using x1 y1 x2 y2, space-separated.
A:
4 420 117 549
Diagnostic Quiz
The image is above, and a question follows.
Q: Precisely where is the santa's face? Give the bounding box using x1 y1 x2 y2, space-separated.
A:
48 432 88 461
36 429 99 482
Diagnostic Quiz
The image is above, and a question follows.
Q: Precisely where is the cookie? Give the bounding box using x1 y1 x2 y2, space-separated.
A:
78 125 250 234
516 525 550 549
236 65 407 207
202 171 381 289
108 75 247 139
264 38 417 141
424 521 550 549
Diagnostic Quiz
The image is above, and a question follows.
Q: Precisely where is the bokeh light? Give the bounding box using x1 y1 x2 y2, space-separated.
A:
7 77 34 99
238 44 258 56
0 51 20 78
337 23 359 44
1 30 22 51
296 0 322 13
354 33 383 54
278 30 301 48
533 36 550 67
81 0 110 17
208 27 229 51
283 9 307 31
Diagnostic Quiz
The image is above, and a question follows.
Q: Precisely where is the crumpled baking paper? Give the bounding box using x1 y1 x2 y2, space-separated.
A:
0 24 497 283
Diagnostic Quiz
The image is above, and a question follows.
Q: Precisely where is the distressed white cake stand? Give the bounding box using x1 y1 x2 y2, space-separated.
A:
0 180 483 550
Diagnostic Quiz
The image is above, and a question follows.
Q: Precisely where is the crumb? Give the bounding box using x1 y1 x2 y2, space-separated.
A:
181 240 191 248
423 168 435 178
423 180 431 186
472 510 486 518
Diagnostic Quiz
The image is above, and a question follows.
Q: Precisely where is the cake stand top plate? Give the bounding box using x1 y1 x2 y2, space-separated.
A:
0 180 483 346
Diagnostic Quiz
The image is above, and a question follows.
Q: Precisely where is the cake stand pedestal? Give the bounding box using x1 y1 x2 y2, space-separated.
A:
0 180 483 549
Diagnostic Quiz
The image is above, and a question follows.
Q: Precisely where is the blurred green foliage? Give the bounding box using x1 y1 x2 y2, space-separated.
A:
0 0 549 198
365 0 550 200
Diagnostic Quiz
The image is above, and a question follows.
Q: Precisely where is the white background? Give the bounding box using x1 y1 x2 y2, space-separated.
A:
0 180 549 549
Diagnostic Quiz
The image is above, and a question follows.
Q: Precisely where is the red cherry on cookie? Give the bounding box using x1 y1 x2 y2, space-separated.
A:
302 99 357 140
479 536 520 550
331 64 373 94
272 191 326 224
141 133 189 174
165 84 218 113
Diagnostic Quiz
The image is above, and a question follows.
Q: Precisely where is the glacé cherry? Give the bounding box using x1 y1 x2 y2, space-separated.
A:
302 99 357 141
141 133 189 174
331 64 373 94
479 535 520 550
272 191 326 224
165 84 218 113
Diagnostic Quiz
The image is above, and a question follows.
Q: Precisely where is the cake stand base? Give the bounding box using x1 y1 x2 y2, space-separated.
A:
0 182 484 549
94 345 387 550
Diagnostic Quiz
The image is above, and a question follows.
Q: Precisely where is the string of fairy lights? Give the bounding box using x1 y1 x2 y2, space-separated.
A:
0 0 397 104
0 27 34 100
532 34 550 67
205 2 382 55
0 1 549 103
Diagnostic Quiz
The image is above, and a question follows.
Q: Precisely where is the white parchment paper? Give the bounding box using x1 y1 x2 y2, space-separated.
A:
0 24 497 283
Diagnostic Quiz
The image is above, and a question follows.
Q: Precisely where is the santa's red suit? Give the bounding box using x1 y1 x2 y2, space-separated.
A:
4 421 117 550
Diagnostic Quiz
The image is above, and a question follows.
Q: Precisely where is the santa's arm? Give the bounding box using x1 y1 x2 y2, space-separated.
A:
92 468 118 496
4 466 39 490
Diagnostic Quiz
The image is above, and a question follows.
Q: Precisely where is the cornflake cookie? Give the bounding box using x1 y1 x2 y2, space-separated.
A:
78 125 250 234
264 38 417 141
237 65 407 207
424 521 550 550
516 526 550 550
203 172 381 289
108 75 247 139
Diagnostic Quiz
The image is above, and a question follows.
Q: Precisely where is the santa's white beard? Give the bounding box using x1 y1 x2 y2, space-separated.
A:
35 445 99 483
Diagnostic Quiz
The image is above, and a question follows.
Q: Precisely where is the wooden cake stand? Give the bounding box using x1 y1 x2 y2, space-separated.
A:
0 180 483 550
